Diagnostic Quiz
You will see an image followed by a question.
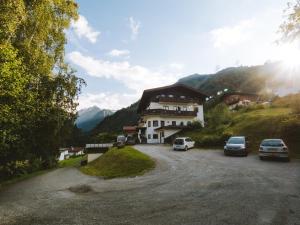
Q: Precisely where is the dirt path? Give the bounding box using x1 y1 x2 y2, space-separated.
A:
0 145 299 225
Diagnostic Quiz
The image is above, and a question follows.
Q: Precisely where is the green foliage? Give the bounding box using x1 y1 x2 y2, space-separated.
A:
59 155 86 168
92 133 117 143
0 1 83 180
280 1 300 41
205 104 232 130
80 146 155 179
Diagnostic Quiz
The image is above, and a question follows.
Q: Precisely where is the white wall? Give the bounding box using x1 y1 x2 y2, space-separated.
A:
144 116 195 144
141 101 205 144
196 105 204 126
88 153 102 163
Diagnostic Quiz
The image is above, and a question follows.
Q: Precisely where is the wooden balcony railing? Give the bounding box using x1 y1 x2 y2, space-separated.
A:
142 109 197 117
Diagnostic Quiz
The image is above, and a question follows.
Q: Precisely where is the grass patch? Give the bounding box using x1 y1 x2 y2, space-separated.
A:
58 155 86 168
80 146 155 179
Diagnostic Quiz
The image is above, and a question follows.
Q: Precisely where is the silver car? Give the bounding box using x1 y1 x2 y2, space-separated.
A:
224 136 248 156
259 139 290 161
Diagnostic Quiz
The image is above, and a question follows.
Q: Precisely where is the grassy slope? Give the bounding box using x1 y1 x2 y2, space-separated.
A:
58 155 86 168
80 146 155 179
227 108 292 150
182 107 300 158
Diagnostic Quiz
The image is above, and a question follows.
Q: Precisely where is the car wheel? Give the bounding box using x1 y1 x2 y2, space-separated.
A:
259 156 264 160
285 158 290 162
185 146 188 151
224 151 227 156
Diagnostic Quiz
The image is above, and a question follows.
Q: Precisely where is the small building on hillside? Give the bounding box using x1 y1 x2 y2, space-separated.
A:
137 83 208 144
58 147 84 161
68 147 84 157
59 148 69 161
220 92 259 109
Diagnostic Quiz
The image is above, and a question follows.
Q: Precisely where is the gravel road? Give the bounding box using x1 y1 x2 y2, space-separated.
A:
0 145 300 225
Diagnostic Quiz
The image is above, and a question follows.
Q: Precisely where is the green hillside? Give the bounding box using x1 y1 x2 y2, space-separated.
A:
178 64 275 95
181 94 300 158
91 101 140 135
90 64 276 135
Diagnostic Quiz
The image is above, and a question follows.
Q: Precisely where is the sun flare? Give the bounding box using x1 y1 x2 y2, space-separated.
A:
274 42 300 70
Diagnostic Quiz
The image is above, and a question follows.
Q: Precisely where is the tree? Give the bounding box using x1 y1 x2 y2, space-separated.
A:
0 0 84 179
280 1 300 41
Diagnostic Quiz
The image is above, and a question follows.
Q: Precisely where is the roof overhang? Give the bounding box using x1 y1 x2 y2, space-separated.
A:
137 83 208 113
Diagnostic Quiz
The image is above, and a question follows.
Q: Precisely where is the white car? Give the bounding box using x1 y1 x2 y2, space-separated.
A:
259 139 290 161
173 137 195 151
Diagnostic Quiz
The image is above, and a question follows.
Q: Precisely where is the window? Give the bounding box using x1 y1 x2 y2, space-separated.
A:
153 120 159 127
148 121 151 127
163 105 169 110
172 121 176 126
153 134 158 139
161 132 164 137
168 94 174 98
187 121 192 126
180 121 184 126
161 121 165 127
148 134 151 139
180 95 186 99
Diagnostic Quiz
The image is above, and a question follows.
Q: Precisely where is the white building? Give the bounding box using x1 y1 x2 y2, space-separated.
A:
137 84 207 144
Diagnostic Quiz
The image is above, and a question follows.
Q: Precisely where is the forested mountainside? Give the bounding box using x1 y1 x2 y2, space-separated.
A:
90 63 291 135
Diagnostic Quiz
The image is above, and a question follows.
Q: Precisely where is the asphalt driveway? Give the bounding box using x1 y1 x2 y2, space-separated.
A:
0 145 300 225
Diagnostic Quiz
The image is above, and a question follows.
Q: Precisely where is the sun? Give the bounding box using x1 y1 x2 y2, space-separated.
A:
275 42 300 70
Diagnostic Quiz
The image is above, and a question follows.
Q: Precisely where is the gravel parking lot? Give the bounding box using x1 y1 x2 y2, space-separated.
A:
0 145 300 225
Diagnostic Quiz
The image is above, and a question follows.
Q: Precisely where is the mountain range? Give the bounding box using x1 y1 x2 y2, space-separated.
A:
75 106 114 132
88 62 299 135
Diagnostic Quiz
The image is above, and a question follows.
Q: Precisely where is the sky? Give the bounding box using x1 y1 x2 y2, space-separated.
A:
65 0 292 110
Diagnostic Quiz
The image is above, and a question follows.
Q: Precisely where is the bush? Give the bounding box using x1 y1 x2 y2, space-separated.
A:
92 132 116 143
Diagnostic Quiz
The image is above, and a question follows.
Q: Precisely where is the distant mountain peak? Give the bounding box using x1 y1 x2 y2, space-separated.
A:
76 106 114 132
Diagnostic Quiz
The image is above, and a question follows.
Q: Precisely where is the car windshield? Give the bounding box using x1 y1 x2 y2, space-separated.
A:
261 140 283 147
117 136 125 142
174 139 184 145
227 137 245 144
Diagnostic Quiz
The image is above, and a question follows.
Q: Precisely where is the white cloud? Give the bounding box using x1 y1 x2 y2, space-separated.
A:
108 49 130 57
129 17 141 40
78 92 139 110
68 51 181 92
71 15 100 43
210 19 255 48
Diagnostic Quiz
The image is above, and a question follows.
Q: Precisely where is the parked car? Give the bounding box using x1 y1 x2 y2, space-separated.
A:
259 139 290 161
116 135 126 148
173 137 195 151
126 135 136 145
224 136 248 156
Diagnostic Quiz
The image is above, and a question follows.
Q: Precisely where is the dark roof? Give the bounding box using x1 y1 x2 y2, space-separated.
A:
123 126 137 131
137 83 208 113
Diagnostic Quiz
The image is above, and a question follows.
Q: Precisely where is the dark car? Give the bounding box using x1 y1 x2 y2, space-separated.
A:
259 139 290 161
224 136 248 156
126 135 136 145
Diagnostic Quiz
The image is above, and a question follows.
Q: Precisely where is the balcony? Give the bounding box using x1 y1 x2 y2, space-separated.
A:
142 109 197 117
158 96 198 104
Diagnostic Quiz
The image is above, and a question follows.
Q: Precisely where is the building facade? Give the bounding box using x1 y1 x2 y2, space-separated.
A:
137 84 207 144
